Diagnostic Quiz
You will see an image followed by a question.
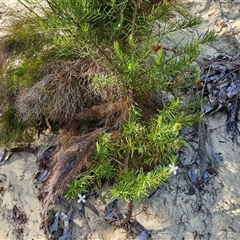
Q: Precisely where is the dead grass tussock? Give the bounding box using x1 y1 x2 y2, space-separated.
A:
42 127 107 210
15 58 118 124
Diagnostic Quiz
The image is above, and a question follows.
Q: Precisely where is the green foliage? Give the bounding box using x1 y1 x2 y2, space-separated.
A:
2 17 44 56
65 133 116 200
112 99 198 167
65 99 200 200
110 166 170 200
106 100 198 200
64 172 95 200
0 0 216 201
92 133 115 180
13 0 216 96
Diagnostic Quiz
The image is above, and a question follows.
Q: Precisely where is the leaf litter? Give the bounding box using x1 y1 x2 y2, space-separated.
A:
200 52 240 143
41 192 152 240
170 51 240 234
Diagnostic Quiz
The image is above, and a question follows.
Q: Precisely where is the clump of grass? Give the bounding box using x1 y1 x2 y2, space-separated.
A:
16 59 103 124
2 18 43 55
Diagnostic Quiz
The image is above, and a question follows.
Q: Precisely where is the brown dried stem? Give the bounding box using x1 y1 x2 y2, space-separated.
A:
111 200 133 227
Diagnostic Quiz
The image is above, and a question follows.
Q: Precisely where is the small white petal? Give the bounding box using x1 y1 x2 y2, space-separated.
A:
169 163 178 175
78 194 86 203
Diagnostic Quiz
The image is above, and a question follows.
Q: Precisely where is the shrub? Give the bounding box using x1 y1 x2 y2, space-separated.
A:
0 0 215 206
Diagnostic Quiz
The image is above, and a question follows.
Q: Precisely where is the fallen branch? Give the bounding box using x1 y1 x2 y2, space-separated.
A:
44 117 60 135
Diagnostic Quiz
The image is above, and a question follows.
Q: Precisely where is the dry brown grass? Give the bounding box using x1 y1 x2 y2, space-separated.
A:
42 127 107 210
15 58 121 125
16 59 98 123
77 101 128 127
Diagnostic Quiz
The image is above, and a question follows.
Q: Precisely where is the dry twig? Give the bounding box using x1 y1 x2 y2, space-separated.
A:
216 0 240 46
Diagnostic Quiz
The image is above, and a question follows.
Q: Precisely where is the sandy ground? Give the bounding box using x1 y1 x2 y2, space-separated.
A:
1 0 240 239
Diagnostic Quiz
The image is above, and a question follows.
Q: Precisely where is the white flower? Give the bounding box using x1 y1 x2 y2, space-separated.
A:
77 194 86 203
169 163 178 175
